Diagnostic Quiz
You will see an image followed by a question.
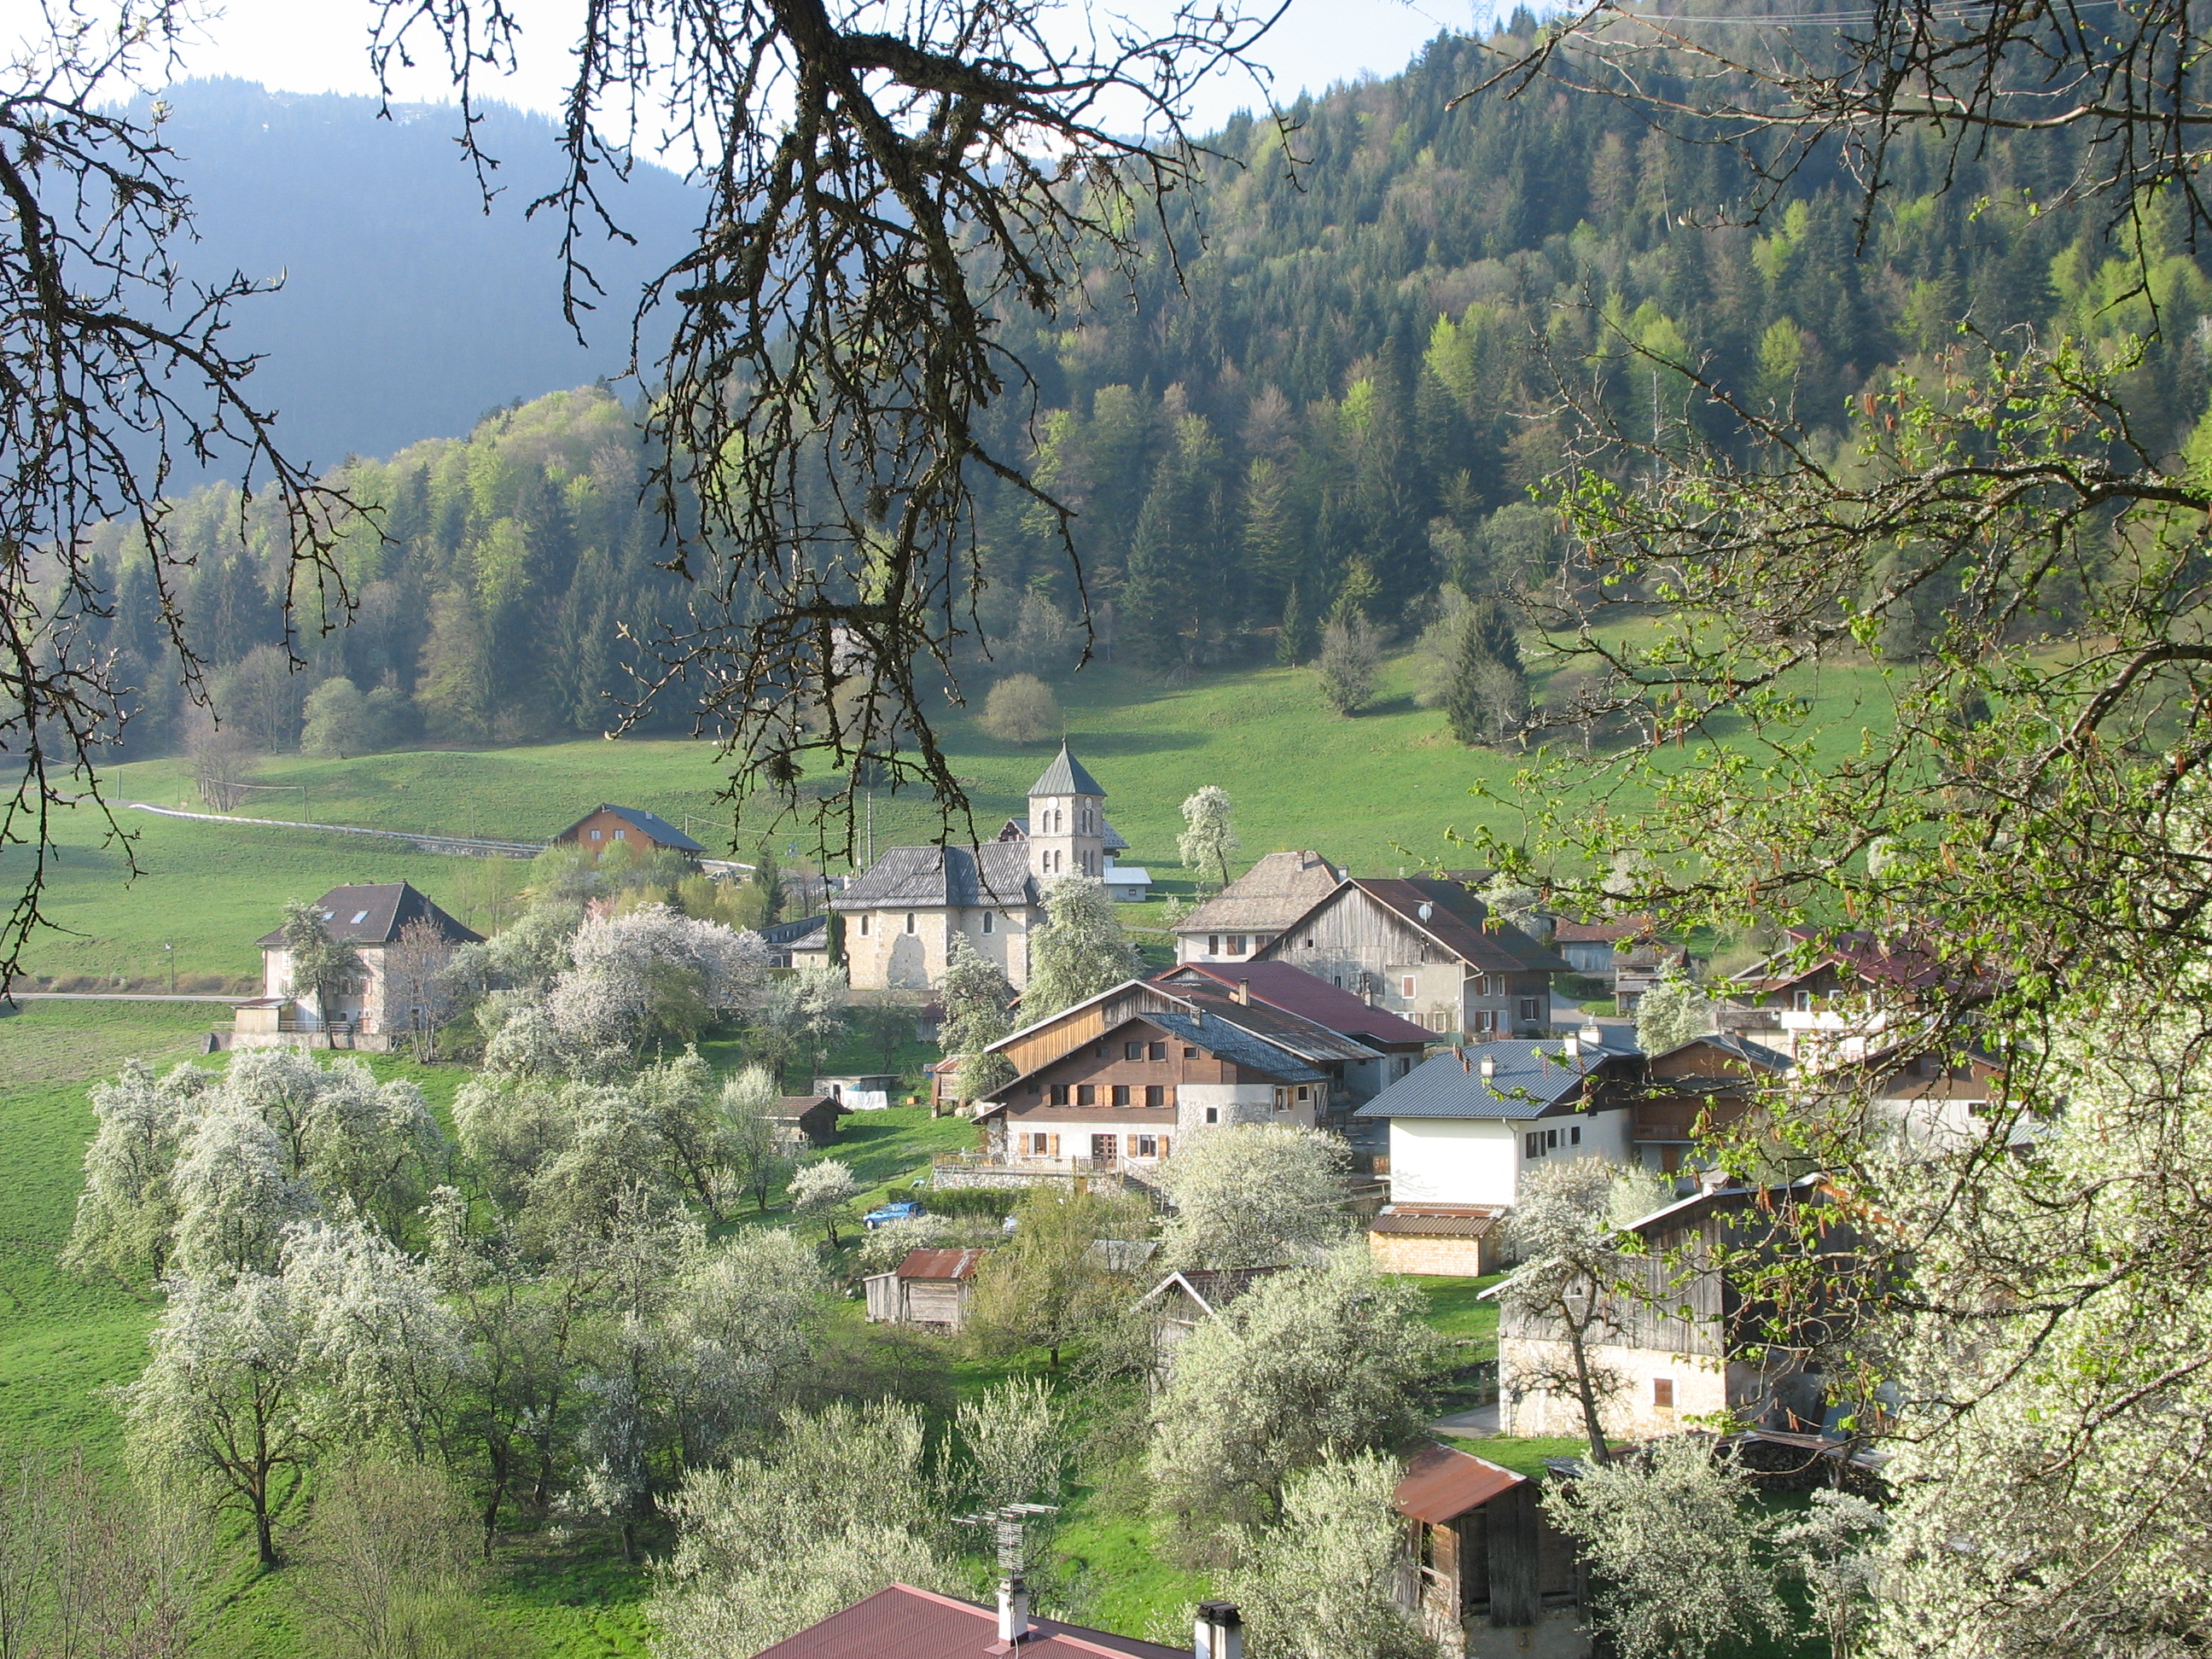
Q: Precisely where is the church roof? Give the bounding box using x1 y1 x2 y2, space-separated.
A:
830 841 1038 911
1028 742 1104 799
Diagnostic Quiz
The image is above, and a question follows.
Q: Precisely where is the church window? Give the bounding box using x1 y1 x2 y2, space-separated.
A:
981 912 995 934
905 912 917 934
859 914 871 936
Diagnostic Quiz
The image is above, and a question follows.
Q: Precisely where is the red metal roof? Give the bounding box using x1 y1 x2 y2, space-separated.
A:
897 1248 987 1282
1150 961 1435 1047
1394 1439 1526 1525
750 1583 1189 1659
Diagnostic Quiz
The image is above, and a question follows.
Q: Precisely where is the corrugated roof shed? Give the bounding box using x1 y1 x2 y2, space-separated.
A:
897 1248 987 1282
1369 1207 1508 1238
1353 1039 1640 1121
1394 1439 1527 1525
750 1583 1187 1659
255 883 483 949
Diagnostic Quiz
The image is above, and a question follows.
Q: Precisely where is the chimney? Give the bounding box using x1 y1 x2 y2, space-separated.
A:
1235 979 1250 1005
1480 1053 1496 1080
1563 1033 1580 1062
1194 1603 1243 1659
998 1574 1031 1644
1580 1020 1604 1049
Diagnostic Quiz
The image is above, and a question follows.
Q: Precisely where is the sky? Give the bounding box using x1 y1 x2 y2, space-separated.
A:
0 0 1497 141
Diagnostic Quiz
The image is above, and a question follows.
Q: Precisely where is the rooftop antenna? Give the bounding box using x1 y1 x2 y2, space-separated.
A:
958 1502 1060 1646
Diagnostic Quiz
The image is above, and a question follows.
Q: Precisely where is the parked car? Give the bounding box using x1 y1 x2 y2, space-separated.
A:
864 1199 926 1231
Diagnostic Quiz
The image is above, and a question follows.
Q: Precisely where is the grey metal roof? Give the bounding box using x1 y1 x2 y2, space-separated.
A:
1147 1010 1328 1083
830 841 1036 911
1353 1039 1640 1121
1028 742 1105 799
255 882 483 949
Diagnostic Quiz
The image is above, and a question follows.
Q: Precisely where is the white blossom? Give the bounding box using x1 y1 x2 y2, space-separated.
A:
168 1105 315 1282
63 1060 211 1282
1154 1124 1349 1270
547 904 766 1052
1223 1451 1435 1659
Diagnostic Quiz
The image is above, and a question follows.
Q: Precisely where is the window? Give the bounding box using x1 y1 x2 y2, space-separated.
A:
1184 1046 1197 1057
1570 1126 1582 1145
350 910 370 925
1228 934 1247 955
614 829 626 840
1546 1128 1559 1150
859 914 872 936
1473 1010 1497 1033
1148 1041 1166 1061
1208 934 1220 955
905 912 917 934
1524 1132 1544 1159
1518 998 1541 1022
1144 1085 1165 1108
1793 988 1814 1014
1049 1084 1069 1106
981 911 995 934
1111 1085 1131 1107
1304 936 1315 947
1026 1132 1051 1155
1272 1088 1288 1112
590 830 602 841
1653 1377 1675 1409
1400 975 1416 999
1077 1085 1096 1106
1296 1086 1309 1101
1126 1042 1144 1061
1135 1134 1158 1156
1471 972 1489 996
1204 1106 1220 1124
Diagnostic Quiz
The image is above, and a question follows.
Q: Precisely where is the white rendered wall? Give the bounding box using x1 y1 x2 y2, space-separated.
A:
1388 1119 1521 1208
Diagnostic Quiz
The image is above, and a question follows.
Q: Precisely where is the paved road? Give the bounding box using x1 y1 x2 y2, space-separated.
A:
7 991 238 1004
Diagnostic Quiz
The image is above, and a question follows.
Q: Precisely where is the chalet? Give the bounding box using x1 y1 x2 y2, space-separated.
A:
1720 927 1962 1059
1551 916 1692 1014
964 978 1393 1176
1171 849 1342 963
550 804 706 861
1150 959 1434 1105
233 882 481 1051
1256 876 1569 1038
1631 1032 1793 1174
1497 1179 1860 1444
1353 1029 1642 1210
1394 1439 1586 1657
833 742 1121 991
751 1582 1210 1659
769 1094 850 1147
862 1247 987 1332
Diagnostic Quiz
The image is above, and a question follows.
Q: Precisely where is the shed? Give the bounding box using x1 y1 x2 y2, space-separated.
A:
1368 1206 1509 1277
863 1247 987 1332
1394 1439 1586 1656
1136 1267 1281 1378
770 1094 849 1148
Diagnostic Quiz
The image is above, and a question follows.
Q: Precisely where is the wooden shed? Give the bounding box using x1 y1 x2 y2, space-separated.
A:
1394 1439 1586 1657
770 1094 850 1148
1367 1206 1509 1277
862 1247 987 1332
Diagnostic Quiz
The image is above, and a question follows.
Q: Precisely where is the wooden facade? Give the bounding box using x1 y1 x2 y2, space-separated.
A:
1394 1440 1586 1656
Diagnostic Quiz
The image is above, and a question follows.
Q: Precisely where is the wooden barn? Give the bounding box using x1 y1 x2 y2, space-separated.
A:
863 1247 987 1332
1394 1439 1586 1657
770 1094 849 1148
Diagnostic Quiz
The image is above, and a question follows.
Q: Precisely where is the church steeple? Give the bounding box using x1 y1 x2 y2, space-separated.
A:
1027 741 1105 882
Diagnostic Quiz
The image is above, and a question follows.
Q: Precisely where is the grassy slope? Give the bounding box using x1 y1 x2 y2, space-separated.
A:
38 643 1898 983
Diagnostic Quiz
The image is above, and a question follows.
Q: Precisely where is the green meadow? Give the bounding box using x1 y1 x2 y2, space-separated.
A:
25 643 1900 987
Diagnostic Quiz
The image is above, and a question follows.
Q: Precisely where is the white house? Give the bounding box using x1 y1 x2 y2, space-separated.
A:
233 882 482 1051
1353 1028 1639 1209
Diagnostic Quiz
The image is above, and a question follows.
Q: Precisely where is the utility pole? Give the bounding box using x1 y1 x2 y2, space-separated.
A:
165 941 174 994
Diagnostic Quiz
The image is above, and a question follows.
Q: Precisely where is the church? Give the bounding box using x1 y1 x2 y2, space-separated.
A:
832 742 1121 992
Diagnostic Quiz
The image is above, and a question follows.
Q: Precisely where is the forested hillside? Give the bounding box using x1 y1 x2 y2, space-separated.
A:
90 20 2210 759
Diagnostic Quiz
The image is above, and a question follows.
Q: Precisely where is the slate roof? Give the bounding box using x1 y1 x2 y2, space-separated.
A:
1151 961 1435 1048
1176 850 1343 934
255 883 483 949
554 804 706 853
1028 741 1106 798
761 913 829 945
1146 1010 1328 1083
751 1582 1186 1659
1353 1038 1639 1121
1175 990 1382 1064
831 841 1036 911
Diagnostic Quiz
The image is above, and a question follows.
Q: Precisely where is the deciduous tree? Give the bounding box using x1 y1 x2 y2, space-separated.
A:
1224 1451 1435 1659
1177 785 1239 887
1154 1125 1348 1271
1023 877 1140 1020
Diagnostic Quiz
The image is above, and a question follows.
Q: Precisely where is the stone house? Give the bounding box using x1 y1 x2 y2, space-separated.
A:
232 882 480 1051
1497 1179 1859 1444
1256 877 1569 1038
832 742 1122 991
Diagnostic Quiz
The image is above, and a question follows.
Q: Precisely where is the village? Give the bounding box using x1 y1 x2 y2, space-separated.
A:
183 741 1977 1659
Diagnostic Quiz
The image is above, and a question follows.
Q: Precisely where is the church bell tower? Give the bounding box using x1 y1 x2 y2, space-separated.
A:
1027 741 1106 882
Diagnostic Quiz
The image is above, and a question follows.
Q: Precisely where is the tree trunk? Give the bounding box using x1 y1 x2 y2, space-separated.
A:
1565 1308 1612 1465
